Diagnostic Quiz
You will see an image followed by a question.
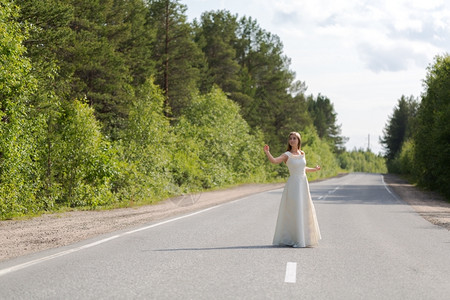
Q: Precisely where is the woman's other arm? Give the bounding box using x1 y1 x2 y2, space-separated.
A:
305 165 321 173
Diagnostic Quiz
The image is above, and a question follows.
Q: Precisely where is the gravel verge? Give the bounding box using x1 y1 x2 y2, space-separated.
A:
383 173 450 230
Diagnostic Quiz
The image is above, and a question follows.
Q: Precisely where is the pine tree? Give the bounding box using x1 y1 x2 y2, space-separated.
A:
67 0 135 138
380 95 418 160
148 0 204 116
235 16 296 149
116 0 156 87
15 0 73 98
307 94 347 153
195 10 241 94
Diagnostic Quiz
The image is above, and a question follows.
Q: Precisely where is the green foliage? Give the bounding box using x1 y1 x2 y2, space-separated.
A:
301 128 341 181
47 100 118 208
0 0 44 219
307 94 347 153
380 95 418 162
117 79 173 201
338 150 387 174
414 54 450 198
148 0 205 116
395 139 415 175
0 0 34 98
15 0 73 87
235 16 298 149
196 11 313 151
195 10 241 94
118 0 157 86
276 93 313 150
70 0 135 138
381 54 449 199
174 87 267 189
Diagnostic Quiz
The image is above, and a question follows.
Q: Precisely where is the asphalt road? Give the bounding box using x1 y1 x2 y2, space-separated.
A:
1 173 449 299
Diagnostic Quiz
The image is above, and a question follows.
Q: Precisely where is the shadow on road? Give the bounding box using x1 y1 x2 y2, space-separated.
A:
312 184 402 205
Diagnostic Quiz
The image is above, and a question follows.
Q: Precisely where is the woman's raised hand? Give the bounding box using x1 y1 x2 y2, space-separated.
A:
264 144 270 152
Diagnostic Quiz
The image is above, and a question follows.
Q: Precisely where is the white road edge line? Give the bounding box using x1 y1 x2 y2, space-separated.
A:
285 262 297 283
0 205 223 277
381 174 401 202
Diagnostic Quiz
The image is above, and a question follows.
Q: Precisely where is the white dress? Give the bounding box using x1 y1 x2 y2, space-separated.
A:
273 151 321 247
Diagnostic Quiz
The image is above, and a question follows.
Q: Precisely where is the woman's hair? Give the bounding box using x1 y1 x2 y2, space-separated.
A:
286 132 302 151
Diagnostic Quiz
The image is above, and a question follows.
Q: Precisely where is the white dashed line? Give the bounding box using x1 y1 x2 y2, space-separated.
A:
285 262 297 283
317 186 340 200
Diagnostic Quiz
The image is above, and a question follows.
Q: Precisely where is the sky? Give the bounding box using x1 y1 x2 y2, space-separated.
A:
181 0 450 154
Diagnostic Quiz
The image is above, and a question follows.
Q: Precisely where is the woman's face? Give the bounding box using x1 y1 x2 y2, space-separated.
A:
289 135 299 148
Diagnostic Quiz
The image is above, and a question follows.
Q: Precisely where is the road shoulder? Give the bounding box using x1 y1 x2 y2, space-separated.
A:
383 173 450 231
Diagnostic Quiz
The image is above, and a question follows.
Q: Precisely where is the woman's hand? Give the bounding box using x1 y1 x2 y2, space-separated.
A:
263 144 270 153
306 165 321 173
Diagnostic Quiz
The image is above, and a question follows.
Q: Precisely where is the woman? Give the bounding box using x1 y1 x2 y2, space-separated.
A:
264 132 321 248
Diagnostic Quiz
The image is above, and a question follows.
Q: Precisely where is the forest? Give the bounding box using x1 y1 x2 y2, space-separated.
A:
2 0 388 219
381 54 450 200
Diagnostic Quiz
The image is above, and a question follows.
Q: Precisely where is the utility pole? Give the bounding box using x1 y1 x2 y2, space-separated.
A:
367 134 370 152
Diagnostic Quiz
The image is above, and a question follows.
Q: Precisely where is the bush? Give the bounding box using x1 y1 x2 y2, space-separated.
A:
301 127 341 181
174 87 267 189
46 99 119 208
0 1 44 218
116 80 174 201
397 139 415 175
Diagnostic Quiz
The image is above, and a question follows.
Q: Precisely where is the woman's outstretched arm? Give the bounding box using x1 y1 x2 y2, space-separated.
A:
264 145 288 164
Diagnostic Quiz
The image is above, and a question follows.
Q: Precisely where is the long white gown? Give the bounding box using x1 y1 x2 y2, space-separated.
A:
273 151 321 247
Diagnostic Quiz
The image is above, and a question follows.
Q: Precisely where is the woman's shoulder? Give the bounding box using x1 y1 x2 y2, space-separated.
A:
283 151 291 157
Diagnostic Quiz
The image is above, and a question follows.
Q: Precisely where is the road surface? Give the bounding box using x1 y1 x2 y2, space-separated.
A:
0 173 449 299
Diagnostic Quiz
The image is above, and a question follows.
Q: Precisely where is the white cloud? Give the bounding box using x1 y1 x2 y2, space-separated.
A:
271 0 449 74
357 41 434 72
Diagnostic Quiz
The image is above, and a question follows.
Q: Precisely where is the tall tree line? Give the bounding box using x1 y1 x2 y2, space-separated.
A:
13 0 346 151
381 54 450 199
1 0 363 219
